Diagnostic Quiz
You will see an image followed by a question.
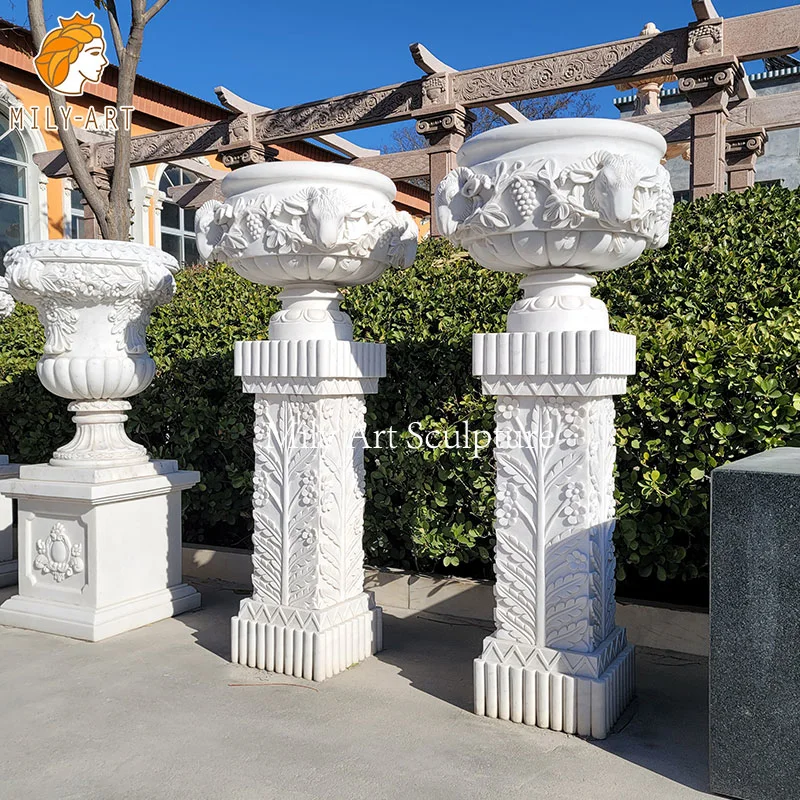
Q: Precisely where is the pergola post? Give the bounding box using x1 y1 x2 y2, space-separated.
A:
414 78 475 236
726 127 768 192
675 14 743 200
79 168 111 240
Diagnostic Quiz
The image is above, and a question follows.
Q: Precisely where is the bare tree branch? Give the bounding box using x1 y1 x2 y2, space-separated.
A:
104 0 126 63
144 0 170 24
130 0 146 25
28 0 111 237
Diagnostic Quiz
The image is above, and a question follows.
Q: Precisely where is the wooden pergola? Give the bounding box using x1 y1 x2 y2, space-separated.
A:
34 1 800 235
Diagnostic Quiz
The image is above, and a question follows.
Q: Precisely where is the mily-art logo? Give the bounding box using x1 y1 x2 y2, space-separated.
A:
10 12 133 133
34 11 108 95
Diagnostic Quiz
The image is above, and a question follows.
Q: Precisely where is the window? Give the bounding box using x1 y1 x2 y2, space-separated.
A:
66 186 86 238
0 109 27 264
159 165 199 265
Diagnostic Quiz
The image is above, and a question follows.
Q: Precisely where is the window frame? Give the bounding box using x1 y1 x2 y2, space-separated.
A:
158 165 199 265
0 109 30 259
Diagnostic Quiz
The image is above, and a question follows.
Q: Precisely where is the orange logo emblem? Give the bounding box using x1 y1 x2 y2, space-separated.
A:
33 12 109 96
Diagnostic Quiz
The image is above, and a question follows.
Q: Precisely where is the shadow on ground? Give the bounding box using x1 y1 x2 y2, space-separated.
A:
182 581 710 795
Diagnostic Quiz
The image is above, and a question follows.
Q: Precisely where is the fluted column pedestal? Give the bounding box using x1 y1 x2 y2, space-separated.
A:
473 328 636 738
230 339 384 680
0 456 20 587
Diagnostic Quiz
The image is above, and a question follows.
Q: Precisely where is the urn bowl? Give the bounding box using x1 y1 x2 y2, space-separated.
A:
194 162 419 287
3 240 179 401
435 118 673 273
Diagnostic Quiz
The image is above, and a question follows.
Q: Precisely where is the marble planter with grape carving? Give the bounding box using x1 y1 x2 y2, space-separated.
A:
196 163 417 679
0 279 19 586
436 119 673 738
0 241 200 641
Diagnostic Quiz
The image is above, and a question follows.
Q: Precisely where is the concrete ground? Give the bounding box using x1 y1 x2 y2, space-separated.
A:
0 582 712 800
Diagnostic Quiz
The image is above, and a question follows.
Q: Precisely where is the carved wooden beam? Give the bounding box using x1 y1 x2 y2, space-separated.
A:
215 85 381 158
410 42 528 124
252 80 425 144
724 6 800 60
453 28 685 105
453 9 800 107
34 7 800 180
35 119 231 178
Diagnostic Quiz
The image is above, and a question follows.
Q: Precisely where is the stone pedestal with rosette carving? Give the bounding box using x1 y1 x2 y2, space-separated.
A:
196 162 417 680
436 119 673 738
0 241 200 641
0 277 20 587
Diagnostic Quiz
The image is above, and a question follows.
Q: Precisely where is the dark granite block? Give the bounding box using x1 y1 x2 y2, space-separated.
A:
710 448 800 800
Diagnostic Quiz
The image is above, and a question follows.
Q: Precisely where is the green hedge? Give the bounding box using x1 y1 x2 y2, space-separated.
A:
1 185 799 594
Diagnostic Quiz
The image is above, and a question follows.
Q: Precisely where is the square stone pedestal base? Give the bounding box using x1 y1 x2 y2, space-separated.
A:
0 460 201 641
473 628 635 739
232 593 383 681
0 459 20 588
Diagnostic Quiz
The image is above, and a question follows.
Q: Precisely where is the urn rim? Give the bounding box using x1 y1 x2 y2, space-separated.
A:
4 239 180 274
457 118 667 167
220 161 397 201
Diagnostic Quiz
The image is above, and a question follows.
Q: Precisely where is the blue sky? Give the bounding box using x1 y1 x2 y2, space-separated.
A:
6 0 798 149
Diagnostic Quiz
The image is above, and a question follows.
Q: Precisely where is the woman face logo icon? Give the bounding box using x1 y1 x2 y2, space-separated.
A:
33 12 109 97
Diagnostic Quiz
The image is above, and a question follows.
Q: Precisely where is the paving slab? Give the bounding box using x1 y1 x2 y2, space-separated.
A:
0 581 712 800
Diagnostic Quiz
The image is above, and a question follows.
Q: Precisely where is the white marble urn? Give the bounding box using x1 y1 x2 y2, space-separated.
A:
195 162 418 340
3 240 180 468
435 119 673 332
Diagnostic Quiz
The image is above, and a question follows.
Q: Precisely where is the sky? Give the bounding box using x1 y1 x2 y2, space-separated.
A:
5 0 798 149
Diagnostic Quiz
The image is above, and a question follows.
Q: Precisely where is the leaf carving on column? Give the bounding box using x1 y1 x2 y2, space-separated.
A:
251 398 284 605
588 398 619 640
493 398 538 644
494 534 538 644
318 397 368 606
251 397 318 608
543 400 594 651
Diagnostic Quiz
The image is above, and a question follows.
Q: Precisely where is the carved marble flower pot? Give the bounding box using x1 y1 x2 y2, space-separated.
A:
437 118 672 333
196 162 418 341
0 276 20 587
0 241 201 641
4 240 178 468
196 163 418 680
436 119 673 738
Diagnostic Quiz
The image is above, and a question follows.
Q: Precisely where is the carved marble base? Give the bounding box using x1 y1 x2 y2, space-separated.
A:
0 460 200 641
473 331 637 738
474 631 635 738
0 458 20 588
0 585 200 641
233 341 385 680
231 594 382 680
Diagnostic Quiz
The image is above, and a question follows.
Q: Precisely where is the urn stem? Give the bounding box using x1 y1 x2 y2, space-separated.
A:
50 400 149 468
269 283 354 341
507 270 610 333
